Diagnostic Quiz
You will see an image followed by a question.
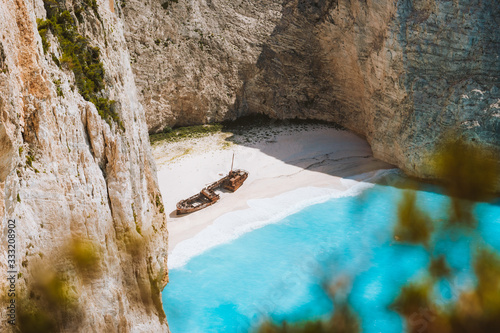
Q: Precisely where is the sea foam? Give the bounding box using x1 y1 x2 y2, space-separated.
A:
168 169 398 269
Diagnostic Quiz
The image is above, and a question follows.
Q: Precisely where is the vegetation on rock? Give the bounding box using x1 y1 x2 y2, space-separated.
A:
37 0 122 129
150 124 224 144
149 115 344 145
0 42 7 73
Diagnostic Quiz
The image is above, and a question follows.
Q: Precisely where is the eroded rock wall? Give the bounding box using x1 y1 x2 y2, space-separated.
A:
0 0 168 331
122 0 283 131
124 0 499 180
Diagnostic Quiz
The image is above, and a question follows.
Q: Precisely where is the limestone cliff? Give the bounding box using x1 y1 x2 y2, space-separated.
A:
0 0 168 331
122 0 283 131
124 0 499 181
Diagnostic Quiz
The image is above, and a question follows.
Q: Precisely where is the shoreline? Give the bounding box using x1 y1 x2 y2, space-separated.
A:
153 124 394 263
168 170 397 269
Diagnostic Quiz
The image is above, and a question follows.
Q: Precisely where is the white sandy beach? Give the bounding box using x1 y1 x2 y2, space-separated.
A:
152 124 393 265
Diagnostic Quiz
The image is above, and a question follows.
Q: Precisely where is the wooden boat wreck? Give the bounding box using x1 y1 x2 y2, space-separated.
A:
175 188 220 215
176 155 249 215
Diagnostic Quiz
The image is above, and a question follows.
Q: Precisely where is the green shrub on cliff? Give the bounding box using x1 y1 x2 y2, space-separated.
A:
37 1 122 130
150 124 224 144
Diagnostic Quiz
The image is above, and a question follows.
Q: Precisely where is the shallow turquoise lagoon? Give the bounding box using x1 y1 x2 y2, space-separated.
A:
162 175 500 333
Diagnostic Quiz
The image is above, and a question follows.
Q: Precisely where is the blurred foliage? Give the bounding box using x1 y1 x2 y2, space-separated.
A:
38 273 76 308
390 137 500 332
259 320 334 333
68 238 101 274
328 304 360 333
390 283 432 317
434 137 499 202
123 229 147 262
474 249 500 314
257 275 360 333
256 137 500 333
258 303 360 333
434 137 500 227
121 230 166 323
149 275 167 323
18 301 57 333
428 256 451 280
18 270 79 333
390 248 500 333
394 190 433 246
17 237 103 331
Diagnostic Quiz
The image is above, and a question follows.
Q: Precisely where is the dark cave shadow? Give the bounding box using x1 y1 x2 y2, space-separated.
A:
215 0 399 190
217 115 500 209
220 114 397 184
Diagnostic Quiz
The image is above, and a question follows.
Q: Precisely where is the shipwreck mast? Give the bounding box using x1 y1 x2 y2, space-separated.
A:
230 152 235 172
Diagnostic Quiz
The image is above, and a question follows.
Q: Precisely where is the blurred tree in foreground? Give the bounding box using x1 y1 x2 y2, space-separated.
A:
257 137 500 333
258 303 360 333
15 238 102 333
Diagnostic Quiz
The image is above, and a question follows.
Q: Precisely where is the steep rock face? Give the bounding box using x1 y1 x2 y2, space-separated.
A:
123 0 283 131
0 0 168 332
124 0 499 181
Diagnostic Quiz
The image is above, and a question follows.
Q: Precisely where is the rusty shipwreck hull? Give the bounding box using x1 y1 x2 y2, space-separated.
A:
176 169 249 215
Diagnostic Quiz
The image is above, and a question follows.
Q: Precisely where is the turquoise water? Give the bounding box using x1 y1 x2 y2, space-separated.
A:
162 175 500 333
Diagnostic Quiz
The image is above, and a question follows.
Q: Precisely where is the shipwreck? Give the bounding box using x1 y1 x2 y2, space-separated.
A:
176 155 249 215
